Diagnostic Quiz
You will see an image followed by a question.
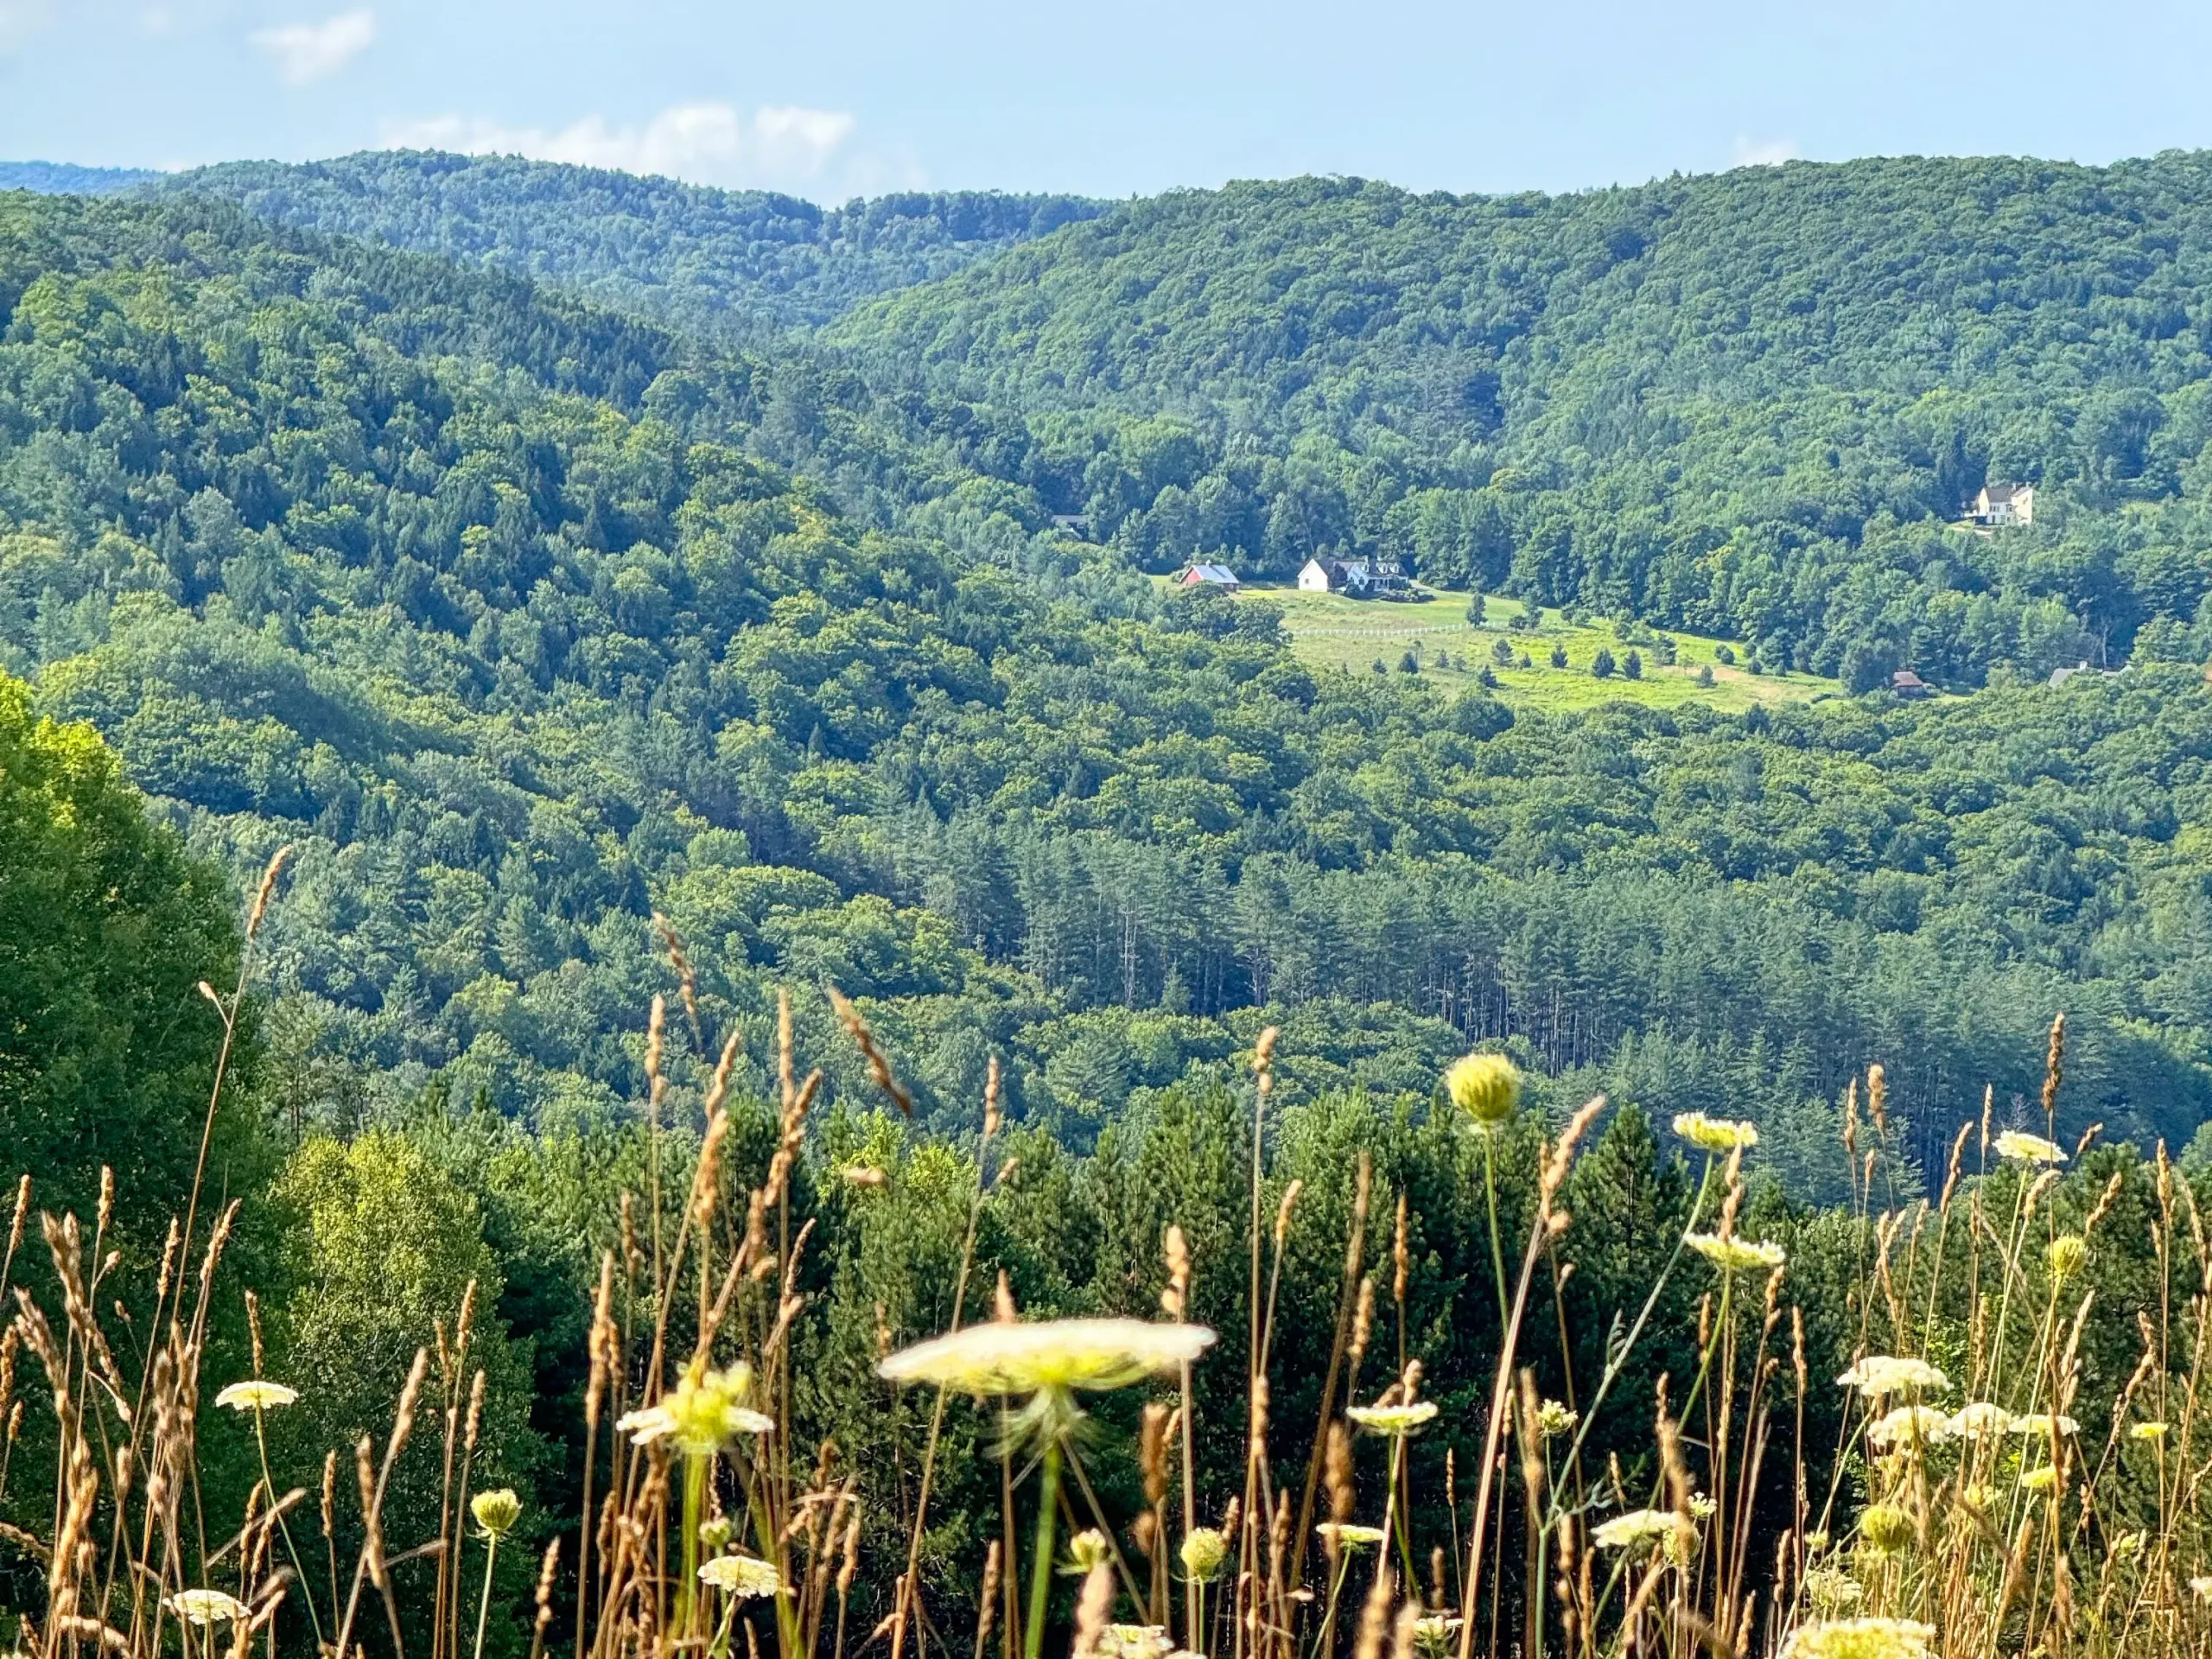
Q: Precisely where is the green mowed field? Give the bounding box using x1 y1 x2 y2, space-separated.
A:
1224 584 1840 713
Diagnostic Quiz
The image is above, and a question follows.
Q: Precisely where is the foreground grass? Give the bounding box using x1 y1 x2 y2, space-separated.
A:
1241 584 1840 713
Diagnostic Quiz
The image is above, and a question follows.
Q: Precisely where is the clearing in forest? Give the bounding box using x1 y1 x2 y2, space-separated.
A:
1237 584 1842 713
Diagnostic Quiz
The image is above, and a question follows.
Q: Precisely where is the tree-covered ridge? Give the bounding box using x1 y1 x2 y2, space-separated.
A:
4 187 2210 1183
0 161 161 195
827 155 2212 690
154 150 1103 332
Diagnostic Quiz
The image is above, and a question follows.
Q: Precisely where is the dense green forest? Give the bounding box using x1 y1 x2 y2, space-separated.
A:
825 156 2212 689
156 151 1102 332
0 187 2209 1192
186 149 2212 695
3 691 2204 1659
8 144 2212 1659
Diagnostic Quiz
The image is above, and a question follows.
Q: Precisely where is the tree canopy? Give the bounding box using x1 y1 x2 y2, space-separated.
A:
0 188 2208 1184
0 667 259 1235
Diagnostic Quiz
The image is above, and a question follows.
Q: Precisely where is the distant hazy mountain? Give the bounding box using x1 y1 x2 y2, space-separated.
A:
0 162 162 196
154 149 1103 332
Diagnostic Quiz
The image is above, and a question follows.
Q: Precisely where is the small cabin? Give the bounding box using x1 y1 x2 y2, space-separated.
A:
1891 669 1931 700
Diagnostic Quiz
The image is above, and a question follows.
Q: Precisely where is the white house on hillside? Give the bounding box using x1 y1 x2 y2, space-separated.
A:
1966 483 2035 527
1297 555 1411 597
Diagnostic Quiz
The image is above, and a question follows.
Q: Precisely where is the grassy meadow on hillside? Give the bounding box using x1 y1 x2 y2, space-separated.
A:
1226 584 1839 714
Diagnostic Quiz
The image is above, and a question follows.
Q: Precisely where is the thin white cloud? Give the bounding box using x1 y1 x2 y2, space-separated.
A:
1729 136 1801 168
251 9 375 86
379 100 892 195
0 0 53 53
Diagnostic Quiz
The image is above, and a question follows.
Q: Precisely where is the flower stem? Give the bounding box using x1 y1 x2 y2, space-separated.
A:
472 1535 500 1659
680 1453 707 1637
254 1408 327 1647
1482 1133 1510 1340
1025 1437 1065 1659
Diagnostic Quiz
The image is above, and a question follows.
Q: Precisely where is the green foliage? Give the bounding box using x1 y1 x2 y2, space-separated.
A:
830 157 2212 686
0 667 263 1237
156 151 1102 334
2 163 158 195
3 185 2210 1186
266 1130 543 1553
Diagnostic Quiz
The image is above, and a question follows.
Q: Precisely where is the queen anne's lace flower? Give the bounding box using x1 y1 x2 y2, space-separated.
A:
877 1319 1214 1396
1315 1522 1387 1549
1857 1503 1912 1554
1065 1529 1112 1574
1409 1616 1463 1657
617 1362 774 1452
1948 1402 2017 1438
1803 1568 1863 1611
1178 1528 1225 1582
1592 1510 1678 1550
167 1590 250 1626
214 1380 299 1412
1097 1627 1173 1659
1835 1357 1948 1397
1346 1401 1439 1436
696 1554 784 1598
1779 1618 1935 1659
1446 1053 1521 1128
2012 1413 2079 1440
1994 1131 2066 1166
1673 1113 1759 1153
1866 1406 1953 1452
1688 1234 1786 1273
471 1489 522 1538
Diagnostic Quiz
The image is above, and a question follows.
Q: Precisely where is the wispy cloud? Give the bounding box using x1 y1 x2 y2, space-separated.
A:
379 100 905 196
251 8 375 85
0 0 54 54
1729 136 1801 168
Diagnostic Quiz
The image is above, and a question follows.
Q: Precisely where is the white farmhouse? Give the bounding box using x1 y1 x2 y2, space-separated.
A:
1967 483 2035 528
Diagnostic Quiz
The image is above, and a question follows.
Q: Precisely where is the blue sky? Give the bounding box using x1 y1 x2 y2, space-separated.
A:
8 0 2212 203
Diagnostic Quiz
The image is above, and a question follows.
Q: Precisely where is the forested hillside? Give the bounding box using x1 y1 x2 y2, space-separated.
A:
14 145 2212 1659
0 162 159 195
155 150 1103 332
829 156 2212 692
2 189 2209 1191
